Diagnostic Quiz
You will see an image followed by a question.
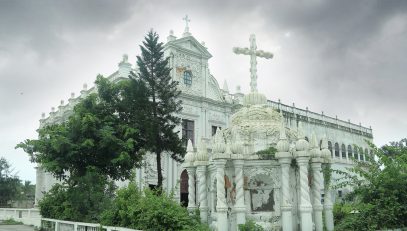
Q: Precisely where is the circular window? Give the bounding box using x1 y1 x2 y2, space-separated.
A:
183 71 192 86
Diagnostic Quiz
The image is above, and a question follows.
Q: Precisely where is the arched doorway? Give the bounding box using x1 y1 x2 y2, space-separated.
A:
180 169 189 207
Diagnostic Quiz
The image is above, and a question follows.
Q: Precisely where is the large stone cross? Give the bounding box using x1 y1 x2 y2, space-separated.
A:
233 34 273 93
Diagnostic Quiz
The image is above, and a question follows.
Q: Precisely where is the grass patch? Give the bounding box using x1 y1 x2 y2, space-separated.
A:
0 218 23 225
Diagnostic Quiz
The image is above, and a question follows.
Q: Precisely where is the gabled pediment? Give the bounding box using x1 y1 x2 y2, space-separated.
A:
167 36 212 59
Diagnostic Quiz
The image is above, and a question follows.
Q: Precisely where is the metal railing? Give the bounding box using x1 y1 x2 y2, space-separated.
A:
41 218 141 231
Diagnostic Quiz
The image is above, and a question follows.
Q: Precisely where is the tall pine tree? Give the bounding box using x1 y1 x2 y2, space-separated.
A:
137 30 185 188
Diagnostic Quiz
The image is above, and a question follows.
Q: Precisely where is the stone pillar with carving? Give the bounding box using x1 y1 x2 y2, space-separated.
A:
195 139 209 223
294 122 313 231
321 136 334 231
214 159 227 231
233 158 245 225
211 128 228 231
275 118 293 231
310 134 323 231
182 140 197 213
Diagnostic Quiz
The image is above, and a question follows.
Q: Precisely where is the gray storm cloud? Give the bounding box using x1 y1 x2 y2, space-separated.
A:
0 0 406 183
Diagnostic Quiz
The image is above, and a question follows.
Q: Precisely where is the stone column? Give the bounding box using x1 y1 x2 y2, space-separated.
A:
276 116 293 231
296 156 313 231
277 158 293 231
186 167 197 212
196 164 208 222
233 159 245 226
214 159 227 231
311 161 323 231
34 165 43 207
321 136 335 231
324 187 334 231
295 123 313 231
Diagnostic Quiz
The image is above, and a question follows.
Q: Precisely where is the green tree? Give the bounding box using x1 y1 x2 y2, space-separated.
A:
136 30 185 188
16 76 149 221
0 157 20 207
16 76 148 183
333 139 407 230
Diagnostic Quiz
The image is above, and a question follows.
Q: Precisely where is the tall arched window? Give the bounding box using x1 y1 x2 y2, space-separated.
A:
348 145 353 159
334 143 340 157
354 147 359 160
341 144 346 159
360 148 365 161
305 136 309 142
328 141 333 157
364 148 369 161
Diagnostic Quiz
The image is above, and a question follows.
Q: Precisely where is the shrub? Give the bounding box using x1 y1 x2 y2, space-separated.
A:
101 182 209 231
238 219 264 231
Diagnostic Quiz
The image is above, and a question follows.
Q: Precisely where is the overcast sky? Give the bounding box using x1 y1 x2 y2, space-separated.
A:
1 0 406 183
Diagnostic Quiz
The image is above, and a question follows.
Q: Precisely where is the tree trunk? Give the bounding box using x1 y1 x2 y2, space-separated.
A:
156 151 163 188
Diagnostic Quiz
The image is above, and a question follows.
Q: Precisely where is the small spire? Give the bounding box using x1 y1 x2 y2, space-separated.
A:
187 139 194 153
83 83 87 90
60 100 64 106
167 29 176 42
222 80 229 92
51 107 55 112
70 92 75 98
41 113 45 119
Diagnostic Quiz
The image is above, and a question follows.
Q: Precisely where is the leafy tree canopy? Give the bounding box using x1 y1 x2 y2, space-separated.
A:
0 157 20 206
333 139 407 230
16 76 149 183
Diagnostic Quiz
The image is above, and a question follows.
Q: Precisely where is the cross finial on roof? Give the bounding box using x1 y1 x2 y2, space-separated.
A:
182 15 191 37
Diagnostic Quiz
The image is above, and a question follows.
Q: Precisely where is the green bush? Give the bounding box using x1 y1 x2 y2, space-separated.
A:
238 219 264 231
0 218 23 225
101 182 209 231
39 170 115 223
333 140 407 230
257 147 277 160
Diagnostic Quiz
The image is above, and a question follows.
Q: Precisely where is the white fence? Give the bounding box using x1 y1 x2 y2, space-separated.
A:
0 207 41 226
41 218 141 231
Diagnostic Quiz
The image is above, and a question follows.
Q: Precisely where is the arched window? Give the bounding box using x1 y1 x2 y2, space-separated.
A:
320 140 323 150
183 71 192 85
364 148 368 161
305 136 309 142
348 145 353 159
328 141 333 157
341 144 346 159
334 143 340 157
354 147 359 160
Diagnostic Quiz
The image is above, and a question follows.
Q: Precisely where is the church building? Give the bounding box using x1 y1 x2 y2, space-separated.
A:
35 17 373 231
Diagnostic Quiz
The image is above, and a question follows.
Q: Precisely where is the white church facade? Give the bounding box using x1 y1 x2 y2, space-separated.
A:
35 19 373 231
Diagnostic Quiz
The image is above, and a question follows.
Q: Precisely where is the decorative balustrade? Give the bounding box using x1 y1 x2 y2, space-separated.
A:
268 100 373 138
